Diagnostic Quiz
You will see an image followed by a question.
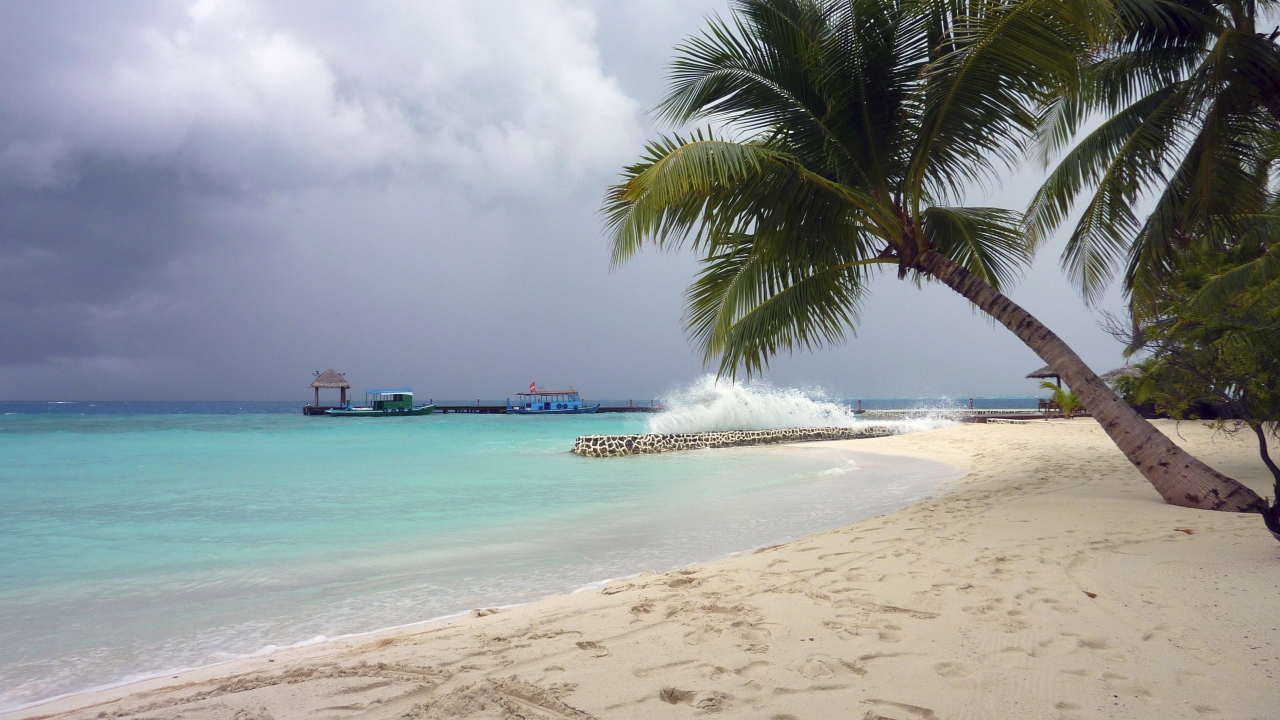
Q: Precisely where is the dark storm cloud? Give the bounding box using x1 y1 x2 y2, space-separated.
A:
0 156 228 362
0 1 649 362
0 156 223 304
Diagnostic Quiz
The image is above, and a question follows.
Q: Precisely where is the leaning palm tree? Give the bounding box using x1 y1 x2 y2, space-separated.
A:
604 0 1266 513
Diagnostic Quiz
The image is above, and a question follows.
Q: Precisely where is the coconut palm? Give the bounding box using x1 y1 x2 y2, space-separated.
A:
1027 0 1280 312
1192 127 1280 310
604 0 1266 513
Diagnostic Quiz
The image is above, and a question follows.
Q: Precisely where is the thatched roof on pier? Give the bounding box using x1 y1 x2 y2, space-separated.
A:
1025 365 1059 380
1099 364 1142 383
310 369 350 389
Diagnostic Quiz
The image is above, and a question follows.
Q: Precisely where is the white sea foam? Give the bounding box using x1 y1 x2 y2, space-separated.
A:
647 376 958 435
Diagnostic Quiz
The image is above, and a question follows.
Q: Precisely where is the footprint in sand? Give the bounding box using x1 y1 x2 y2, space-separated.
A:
575 641 610 657
878 624 905 643
630 601 653 616
841 659 869 676
733 621 772 643
684 625 724 645
788 657 836 680
695 692 733 712
861 698 939 720
1100 671 1153 698
659 687 696 704
658 687 734 713
933 661 976 689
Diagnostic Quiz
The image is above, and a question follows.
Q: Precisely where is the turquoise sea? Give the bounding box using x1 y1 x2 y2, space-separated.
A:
0 399 958 712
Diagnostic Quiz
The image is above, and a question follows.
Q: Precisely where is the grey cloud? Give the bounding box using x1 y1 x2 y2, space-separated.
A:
0 155 227 363
0 0 1128 400
0 0 650 373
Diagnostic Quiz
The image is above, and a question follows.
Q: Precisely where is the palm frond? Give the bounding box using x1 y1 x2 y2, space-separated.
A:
685 236 887 377
910 0 1102 208
1194 243 1280 311
922 206 1031 290
604 130 900 269
1027 84 1186 302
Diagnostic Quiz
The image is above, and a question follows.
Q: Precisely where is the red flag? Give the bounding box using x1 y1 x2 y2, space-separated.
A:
529 381 536 393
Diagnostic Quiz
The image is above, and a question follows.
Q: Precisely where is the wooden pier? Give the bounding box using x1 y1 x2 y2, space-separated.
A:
434 402 665 415
435 404 507 414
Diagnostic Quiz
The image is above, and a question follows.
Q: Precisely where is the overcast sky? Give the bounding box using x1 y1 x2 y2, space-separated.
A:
0 0 1132 401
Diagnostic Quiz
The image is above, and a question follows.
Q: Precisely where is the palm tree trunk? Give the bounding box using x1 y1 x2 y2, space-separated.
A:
916 249 1267 514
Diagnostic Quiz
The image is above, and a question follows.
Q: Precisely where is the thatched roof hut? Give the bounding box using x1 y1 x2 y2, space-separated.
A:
311 369 350 389
1099 364 1142 384
1026 364 1061 387
309 369 350 409
1025 364 1058 379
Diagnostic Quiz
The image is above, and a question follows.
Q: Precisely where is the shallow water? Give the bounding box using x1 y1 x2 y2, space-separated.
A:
0 403 957 711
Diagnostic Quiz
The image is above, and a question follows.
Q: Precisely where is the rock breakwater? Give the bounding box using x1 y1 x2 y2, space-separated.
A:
572 426 895 457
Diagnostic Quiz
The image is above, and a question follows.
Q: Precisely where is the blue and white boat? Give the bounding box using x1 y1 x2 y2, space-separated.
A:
507 385 599 414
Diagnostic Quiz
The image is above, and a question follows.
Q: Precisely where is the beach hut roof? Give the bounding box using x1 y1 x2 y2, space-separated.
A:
310 369 351 389
1025 365 1060 380
1099 364 1142 383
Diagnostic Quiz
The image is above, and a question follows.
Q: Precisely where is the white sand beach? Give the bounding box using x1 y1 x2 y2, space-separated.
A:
9 420 1277 720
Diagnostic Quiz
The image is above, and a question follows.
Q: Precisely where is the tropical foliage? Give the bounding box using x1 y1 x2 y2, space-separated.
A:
1119 245 1280 531
1102 102 1280 530
1029 0 1280 310
1041 380 1086 419
604 0 1091 374
603 0 1268 516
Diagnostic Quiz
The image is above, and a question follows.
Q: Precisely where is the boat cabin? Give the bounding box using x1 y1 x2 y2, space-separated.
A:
365 388 415 411
512 389 583 412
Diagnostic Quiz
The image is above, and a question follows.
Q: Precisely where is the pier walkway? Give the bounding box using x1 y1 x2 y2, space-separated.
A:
433 403 665 415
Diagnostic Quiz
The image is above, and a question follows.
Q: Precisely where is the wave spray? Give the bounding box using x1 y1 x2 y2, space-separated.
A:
647 376 860 433
647 376 958 435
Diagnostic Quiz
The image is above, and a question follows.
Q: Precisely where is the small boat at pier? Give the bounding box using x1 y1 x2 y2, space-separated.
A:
507 384 599 415
326 388 436 417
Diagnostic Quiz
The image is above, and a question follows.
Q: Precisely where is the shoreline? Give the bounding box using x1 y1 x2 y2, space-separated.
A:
0 608 479 718
2 441 959 717
7 420 1278 719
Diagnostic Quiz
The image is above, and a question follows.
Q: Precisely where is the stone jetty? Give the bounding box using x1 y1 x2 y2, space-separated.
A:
571 426 895 457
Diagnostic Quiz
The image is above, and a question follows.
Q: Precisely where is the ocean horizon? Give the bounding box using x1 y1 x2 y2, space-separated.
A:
0 391 964 711
0 396 1046 411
